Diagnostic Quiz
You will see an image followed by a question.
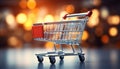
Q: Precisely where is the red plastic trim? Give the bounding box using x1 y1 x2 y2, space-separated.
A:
63 14 68 19
86 11 92 17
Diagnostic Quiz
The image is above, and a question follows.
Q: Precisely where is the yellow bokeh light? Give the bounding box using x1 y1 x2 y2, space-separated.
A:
5 13 16 29
16 13 27 24
24 18 32 31
101 35 109 44
87 9 99 28
109 27 118 37
65 4 75 13
27 0 36 9
107 15 120 25
44 14 54 22
82 30 89 41
101 7 109 19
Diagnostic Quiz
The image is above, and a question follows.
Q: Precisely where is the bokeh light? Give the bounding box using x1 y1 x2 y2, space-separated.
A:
27 0 36 9
16 13 27 24
101 7 109 19
8 36 22 47
65 4 75 13
82 30 89 41
92 0 101 6
24 18 33 31
45 42 54 49
87 9 99 28
109 27 118 37
101 35 109 44
35 7 48 23
5 13 16 29
44 14 54 22
107 15 120 25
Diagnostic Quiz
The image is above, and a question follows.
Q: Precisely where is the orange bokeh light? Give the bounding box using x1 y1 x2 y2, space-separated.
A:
101 35 109 44
82 30 89 41
27 0 36 9
93 0 101 6
8 36 22 47
65 4 75 13
45 42 54 49
109 27 118 37
107 15 120 25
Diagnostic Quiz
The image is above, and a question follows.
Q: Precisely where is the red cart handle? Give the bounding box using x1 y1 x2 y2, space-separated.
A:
63 11 92 19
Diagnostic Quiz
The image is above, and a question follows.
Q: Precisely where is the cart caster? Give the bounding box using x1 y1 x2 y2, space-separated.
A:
78 54 85 62
49 56 56 64
37 56 44 63
59 55 64 60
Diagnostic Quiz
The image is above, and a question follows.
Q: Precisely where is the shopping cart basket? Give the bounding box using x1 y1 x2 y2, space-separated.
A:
32 11 92 64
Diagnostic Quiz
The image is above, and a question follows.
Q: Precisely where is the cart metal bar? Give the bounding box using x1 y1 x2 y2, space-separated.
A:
63 11 92 19
33 19 87 25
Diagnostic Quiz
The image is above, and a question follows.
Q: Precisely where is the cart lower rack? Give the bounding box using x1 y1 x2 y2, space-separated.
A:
32 11 92 64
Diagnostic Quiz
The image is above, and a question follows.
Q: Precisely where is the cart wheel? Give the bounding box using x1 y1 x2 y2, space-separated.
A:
49 56 56 64
37 56 43 63
79 54 85 62
59 55 64 60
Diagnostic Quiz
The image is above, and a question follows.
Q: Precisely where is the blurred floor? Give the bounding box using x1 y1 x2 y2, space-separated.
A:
0 48 120 69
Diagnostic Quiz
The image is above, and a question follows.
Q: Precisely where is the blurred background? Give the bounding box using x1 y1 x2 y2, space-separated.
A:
0 0 120 49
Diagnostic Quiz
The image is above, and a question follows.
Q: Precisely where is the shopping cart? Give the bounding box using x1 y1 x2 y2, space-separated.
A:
32 11 92 64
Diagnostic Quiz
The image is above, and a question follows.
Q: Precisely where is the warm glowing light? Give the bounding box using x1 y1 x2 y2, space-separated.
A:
27 0 36 9
35 18 44 23
29 13 36 22
101 7 109 19
82 30 89 41
60 11 68 20
87 9 99 28
44 14 54 22
101 35 109 44
8 36 21 47
5 13 16 29
45 42 54 49
107 15 120 25
24 18 32 31
35 7 48 23
23 12 36 31
93 0 101 6
109 27 118 37
65 4 75 13
19 0 27 9
16 13 27 24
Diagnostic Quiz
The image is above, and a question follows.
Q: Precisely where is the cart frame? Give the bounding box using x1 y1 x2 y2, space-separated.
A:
32 11 92 64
